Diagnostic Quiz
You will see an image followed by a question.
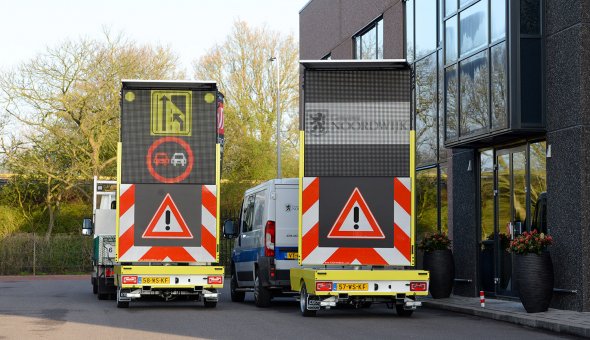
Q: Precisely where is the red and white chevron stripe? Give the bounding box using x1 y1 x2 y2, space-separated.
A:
117 184 217 263
300 177 412 266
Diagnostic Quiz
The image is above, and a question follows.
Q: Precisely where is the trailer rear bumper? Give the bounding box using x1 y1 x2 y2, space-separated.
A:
290 268 429 297
114 265 225 290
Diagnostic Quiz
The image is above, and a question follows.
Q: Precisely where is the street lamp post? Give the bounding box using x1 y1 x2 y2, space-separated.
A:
269 56 281 179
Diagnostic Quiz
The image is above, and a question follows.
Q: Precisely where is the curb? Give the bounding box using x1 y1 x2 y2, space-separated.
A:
422 300 590 338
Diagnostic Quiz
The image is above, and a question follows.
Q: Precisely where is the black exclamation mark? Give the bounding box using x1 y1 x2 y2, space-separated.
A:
353 207 360 230
165 210 171 230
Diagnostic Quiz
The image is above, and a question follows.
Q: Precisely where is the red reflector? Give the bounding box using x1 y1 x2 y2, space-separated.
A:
316 281 333 291
410 282 427 291
122 276 137 284
105 268 114 277
208 275 223 284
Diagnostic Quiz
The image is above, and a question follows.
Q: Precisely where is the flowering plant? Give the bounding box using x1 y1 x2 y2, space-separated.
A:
418 232 451 252
508 230 553 255
487 232 511 251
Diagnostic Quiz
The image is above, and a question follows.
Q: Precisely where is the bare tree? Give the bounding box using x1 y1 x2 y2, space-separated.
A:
193 21 299 211
0 32 184 236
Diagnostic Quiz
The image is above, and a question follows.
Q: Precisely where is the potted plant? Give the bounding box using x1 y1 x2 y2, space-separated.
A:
419 232 454 299
509 230 554 313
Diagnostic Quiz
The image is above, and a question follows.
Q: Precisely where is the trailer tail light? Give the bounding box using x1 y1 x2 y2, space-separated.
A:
208 275 223 284
410 282 427 291
105 267 114 277
316 281 333 291
264 220 276 257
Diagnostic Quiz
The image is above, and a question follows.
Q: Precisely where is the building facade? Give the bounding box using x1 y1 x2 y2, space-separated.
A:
299 0 590 311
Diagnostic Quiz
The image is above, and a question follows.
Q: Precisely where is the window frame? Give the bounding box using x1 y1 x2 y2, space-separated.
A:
353 17 384 60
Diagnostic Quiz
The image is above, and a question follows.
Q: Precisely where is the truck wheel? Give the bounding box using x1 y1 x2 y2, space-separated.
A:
230 269 245 302
299 283 317 317
116 288 129 308
254 272 271 307
97 278 108 300
92 281 98 294
204 289 218 308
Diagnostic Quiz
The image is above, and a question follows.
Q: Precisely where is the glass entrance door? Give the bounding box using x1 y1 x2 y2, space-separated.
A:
495 146 527 296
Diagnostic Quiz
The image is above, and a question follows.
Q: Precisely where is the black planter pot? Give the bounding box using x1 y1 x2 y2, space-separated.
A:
514 252 554 313
423 249 455 299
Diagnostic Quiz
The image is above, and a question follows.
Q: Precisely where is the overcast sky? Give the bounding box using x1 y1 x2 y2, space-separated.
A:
0 0 308 73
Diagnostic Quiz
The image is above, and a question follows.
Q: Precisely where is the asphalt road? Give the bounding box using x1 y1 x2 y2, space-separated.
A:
0 276 579 339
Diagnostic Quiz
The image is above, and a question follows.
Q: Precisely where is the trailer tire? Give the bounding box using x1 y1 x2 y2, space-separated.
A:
116 288 129 308
204 289 218 308
92 281 98 294
395 297 414 317
299 283 317 317
230 268 245 302
254 272 271 307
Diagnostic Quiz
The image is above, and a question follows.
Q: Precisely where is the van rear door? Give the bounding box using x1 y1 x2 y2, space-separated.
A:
274 185 298 249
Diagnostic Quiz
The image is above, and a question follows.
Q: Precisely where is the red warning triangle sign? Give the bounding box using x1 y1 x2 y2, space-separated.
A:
142 194 193 239
328 188 385 239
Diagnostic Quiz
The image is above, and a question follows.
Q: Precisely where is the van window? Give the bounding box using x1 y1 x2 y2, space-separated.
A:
253 190 266 231
242 195 255 233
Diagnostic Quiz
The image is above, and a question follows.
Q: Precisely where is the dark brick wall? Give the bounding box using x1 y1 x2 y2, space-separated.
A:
545 0 590 311
299 0 403 60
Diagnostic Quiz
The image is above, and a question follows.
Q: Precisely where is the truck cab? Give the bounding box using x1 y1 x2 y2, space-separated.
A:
224 178 299 307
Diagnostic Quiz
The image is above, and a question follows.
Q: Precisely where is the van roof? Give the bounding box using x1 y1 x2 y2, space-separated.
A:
244 178 298 194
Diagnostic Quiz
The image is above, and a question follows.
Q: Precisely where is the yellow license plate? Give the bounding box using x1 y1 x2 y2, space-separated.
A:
286 252 298 259
337 283 368 291
141 277 170 284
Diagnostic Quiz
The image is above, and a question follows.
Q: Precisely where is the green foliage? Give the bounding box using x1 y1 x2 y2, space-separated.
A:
0 233 92 275
509 230 553 255
0 205 21 237
418 232 451 252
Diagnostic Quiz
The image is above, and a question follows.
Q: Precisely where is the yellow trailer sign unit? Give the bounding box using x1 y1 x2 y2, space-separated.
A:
291 60 429 317
115 80 224 308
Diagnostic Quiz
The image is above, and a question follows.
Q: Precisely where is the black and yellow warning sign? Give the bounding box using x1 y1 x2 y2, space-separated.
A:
120 81 217 184
151 91 192 136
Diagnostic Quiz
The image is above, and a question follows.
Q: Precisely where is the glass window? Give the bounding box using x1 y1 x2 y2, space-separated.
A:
416 53 438 166
415 0 437 58
445 65 458 140
491 0 506 41
460 51 489 136
445 0 457 16
480 150 494 241
438 51 447 160
459 0 475 7
377 18 384 59
253 190 266 230
416 168 439 241
406 0 414 63
440 165 448 234
521 0 541 35
491 43 507 129
529 142 547 232
241 195 255 233
361 26 377 59
459 0 488 56
354 18 383 60
445 16 458 63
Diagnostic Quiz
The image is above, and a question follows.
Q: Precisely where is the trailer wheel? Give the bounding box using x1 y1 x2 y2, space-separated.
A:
230 267 245 302
92 281 98 294
254 271 271 307
299 283 317 317
116 288 129 309
204 289 218 308
395 297 414 317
